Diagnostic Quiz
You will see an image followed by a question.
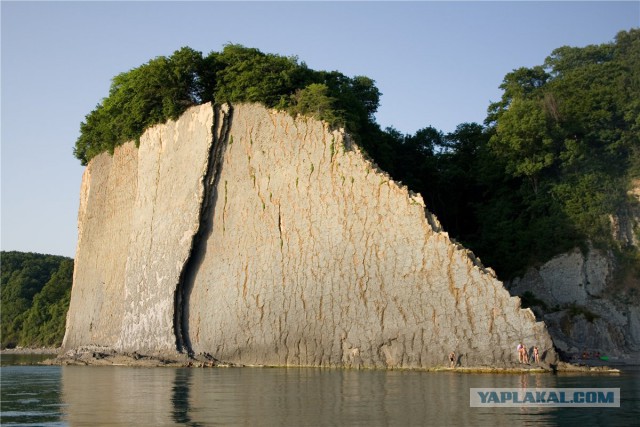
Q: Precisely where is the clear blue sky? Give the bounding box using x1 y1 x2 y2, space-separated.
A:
2 1 639 258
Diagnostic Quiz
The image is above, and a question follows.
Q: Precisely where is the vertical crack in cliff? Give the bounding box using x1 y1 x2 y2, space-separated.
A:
277 204 284 251
174 103 233 355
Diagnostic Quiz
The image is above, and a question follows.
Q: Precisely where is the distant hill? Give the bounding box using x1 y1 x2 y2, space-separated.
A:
1 251 73 349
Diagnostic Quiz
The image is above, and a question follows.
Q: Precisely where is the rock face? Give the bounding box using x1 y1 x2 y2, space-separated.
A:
64 103 556 368
63 105 214 354
509 248 612 306
507 179 640 361
509 247 640 360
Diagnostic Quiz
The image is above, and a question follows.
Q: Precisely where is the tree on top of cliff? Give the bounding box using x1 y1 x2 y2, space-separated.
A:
73 44 381 165
211 44 306 108
74 47 206 164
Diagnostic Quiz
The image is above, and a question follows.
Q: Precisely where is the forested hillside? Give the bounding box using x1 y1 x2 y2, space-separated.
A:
1 251 73 349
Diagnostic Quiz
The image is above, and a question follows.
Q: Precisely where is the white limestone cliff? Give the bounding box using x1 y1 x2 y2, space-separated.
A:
63 103 556 368
63 105 214 354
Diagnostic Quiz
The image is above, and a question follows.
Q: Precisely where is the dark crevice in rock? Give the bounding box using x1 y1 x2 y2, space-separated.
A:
174 103 234 355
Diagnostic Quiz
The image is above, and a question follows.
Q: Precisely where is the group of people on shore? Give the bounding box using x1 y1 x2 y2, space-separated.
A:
517 343 540 364
446 343 540 368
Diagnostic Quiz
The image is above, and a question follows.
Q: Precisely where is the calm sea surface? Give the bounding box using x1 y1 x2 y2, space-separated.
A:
1 355 639 426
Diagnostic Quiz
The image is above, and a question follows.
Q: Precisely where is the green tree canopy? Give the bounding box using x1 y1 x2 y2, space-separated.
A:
288 83 341 126
74 44 381 165
74 47 206 164
474 29 640 276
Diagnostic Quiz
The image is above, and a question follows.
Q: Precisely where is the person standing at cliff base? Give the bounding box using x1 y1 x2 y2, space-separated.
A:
533 346 540 364
449 352 456 368
517 343 524 363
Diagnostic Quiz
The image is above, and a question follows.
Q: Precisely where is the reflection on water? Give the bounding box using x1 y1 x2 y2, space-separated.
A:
61 366 175 426
2 362 639 426
0 364 65 426
0 353 56 366
172 369 200 426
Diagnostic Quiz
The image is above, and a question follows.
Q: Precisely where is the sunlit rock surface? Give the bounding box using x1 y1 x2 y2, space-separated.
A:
64 103 556 368
63 105 214 354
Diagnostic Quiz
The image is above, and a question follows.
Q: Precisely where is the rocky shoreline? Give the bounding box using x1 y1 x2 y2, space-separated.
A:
29 347 622 374
2 346 632 374
40 348 225 368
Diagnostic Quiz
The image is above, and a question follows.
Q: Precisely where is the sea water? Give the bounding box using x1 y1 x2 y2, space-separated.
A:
1 355 639 426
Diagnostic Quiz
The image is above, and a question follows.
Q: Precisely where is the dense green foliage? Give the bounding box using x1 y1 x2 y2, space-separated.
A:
73 30 639 281
477 29 639 275
373 29 639 277
1 252 73 348
74 44 380 165
74 47 208 163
